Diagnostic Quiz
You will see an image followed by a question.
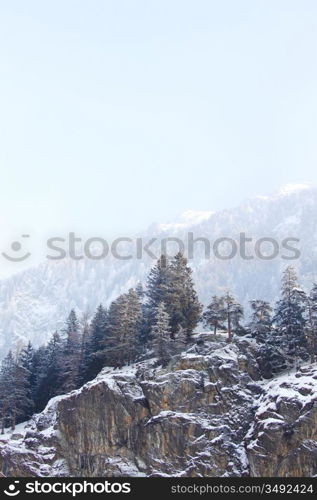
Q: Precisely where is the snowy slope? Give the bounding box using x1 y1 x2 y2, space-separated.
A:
1 338 316 477
1 184 317 356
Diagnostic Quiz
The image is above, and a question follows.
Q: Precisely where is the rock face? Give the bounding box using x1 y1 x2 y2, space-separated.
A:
0 338 316 477
246 365 317 477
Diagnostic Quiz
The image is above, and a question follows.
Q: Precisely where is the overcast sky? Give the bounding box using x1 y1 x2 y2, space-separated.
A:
0 0 317 276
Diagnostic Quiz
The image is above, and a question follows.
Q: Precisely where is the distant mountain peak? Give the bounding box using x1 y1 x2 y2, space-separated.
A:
277 183 313 197
157 210 214 232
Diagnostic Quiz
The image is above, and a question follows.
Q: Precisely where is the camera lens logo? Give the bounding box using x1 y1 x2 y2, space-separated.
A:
4 481 20 496
2 235 31 262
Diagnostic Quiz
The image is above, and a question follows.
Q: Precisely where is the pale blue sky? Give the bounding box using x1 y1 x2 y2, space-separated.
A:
0 0 317 272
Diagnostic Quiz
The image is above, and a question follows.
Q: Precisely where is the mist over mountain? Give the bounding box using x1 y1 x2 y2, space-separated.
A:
0 184 317 356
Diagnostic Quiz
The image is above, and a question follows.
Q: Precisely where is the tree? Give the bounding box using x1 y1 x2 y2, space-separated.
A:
0 351 15 433
83 305 108 382
61 310 81 392
222 292 244 342
43 332 64 401
0 350 34 430
248 300 272 343
31 345 50 413
273 266 307 362
305 284 317 363
11 361 34 428
101 289 143 367
135 282 144 300
125 289 143 364
203 296 226 335
17 342 35 421
150 302 173 365
145 255 171 337
166 253 202 342
19 341 34 373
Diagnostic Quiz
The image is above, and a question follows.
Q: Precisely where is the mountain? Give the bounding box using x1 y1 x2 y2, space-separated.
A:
1 336 316 477
1 183 317 356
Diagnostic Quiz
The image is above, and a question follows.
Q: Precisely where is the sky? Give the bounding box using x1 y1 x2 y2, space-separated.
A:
0 0 317 275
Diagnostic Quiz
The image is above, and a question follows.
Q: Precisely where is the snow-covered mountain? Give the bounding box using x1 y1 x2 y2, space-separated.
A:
1 184 317 356
1 337 316 477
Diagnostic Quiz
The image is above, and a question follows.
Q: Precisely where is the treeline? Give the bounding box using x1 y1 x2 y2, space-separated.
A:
0 258 316 431
0 253 201 430
203 266 317 374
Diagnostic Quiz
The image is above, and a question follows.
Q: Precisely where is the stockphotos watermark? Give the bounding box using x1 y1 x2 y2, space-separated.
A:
1 232 301 263
2 480 131 497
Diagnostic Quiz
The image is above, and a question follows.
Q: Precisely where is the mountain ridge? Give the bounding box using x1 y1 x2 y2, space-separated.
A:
1 184 317 356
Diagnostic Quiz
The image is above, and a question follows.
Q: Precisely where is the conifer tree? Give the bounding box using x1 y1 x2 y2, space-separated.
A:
248 300 272 343
166 253 202 342
11 361 34 427
273 266 307 361
203 296 226 335
150 302 172 365
0 350 34 430
31 345 50 412
17 342 35 421
43 332 64 401
125 289 143 364
0 351 15 433
83 305 108 382
101 290 143 367
305 284 317 363
222 292 244 342
61 309 81 392
145 255 171 337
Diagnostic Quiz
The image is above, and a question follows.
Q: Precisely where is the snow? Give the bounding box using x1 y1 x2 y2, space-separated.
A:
277 183 312 196
0 421 29 440
158 210 214 232
2 185 317 356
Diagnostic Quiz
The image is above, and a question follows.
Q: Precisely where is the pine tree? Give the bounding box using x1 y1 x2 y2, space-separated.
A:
203 296 226 335
0 350 34 430
31 345 50 413
166 253 202 342
17 342 35 421
222 292 244 342
248 300 272 343
19 341 34 373
145 255 171 337
150 302 173 365
305 284 317 363
43 332 64 401
101 290 143 367
125 289 143 364
12 361 34 427
83 305 108 382
0 351 15 433
61 310 81 392
135 282 144 300
273 266 308 362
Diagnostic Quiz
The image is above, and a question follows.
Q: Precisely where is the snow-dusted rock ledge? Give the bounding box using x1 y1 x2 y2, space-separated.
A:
0 339 316 477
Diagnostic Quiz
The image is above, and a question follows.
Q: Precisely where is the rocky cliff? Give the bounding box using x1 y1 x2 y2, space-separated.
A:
0 336 316 477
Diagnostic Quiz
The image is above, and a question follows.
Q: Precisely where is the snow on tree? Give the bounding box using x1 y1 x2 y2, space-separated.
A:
83 305 108 382
222 292 244 342
203 296 226 335
166 252 202 342
273 266 308 361
61 310 81 393
305 284 317 363
248 300 272 343
150 302 173 365
101 289 143 367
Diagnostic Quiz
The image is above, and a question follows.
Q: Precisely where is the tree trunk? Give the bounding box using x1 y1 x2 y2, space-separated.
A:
227 314 232 342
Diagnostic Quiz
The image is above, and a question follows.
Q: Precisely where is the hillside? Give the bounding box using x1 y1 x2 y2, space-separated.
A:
1 184 317 356
0 335 316 477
